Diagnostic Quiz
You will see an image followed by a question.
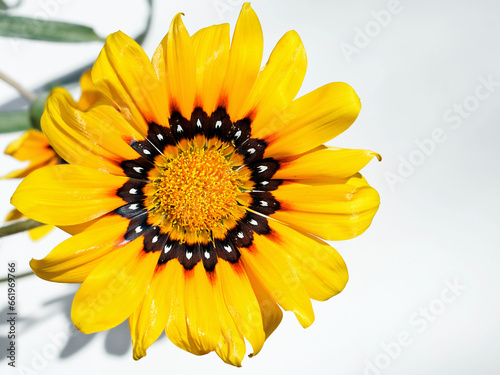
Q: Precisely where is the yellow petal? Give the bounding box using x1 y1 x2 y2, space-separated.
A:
30 215 129 283
164 260 246 366
242 30 307 131
217 260 265 357
211 268 247 366
2 156 58 179
221 3 263 120
71 238 159 333
164 259 195 354
28 224 54 241
267 219 348 301
156 13 196 118
259 82 362 158
183 263 220 355
270 175 380 240
77 69 106 110
58 216 105 236
272 176 379 214
240 236 315 328
129 265 170 360
42 88 144 176
4 129 52 161
273 146 381 180
245 267 283 340
2 129 57 179
5 208 23 222
92 31 169 133
192 24 230 115
11 165 128 226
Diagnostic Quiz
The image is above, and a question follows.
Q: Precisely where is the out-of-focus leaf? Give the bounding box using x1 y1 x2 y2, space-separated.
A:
0 0 153 116
40 0 154 90
0 110 30 133
0 0 22 10
0 14 105 42
135 0 153 45
29 92 48 131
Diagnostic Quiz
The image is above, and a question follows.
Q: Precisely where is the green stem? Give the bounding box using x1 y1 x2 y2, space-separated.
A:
0 219 44 238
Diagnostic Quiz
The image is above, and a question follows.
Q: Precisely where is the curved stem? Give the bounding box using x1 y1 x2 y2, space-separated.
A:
0 70 36 103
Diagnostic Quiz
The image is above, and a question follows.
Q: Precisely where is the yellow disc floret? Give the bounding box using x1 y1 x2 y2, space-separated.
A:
148 142 243 235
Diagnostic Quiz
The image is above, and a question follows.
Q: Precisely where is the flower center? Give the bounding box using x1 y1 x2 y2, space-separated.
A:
150 144 242 233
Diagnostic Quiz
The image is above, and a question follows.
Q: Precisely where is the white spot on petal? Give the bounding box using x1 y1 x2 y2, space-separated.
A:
129 188 138 194
152 236 158 243
248 148 256 154
186 251 193 260
234 130 242 139
133 167 143 173
224 245 232 253
204 251 210 259
129 204 139 210
261 181 269 186
215 120 222 128
237 232 244 239
157 134 164 141
143 149 151 155
164 244 172 253
257 165 268 173
177 125 183 133
135 226 143 233
249 219 258 226
260 200 268 206
196 119 202 128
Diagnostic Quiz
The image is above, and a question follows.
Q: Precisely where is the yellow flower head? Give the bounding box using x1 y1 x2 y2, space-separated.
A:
11 3 380 366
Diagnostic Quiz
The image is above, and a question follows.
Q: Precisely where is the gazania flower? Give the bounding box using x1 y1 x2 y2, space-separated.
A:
3 70 103 240
12 3 380 366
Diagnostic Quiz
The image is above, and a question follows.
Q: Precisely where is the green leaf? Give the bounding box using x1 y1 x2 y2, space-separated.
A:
0 93 48 133
29 92 49 131
39 0 154 90
0 110 30 133
0 1 8 10
0 14 105 42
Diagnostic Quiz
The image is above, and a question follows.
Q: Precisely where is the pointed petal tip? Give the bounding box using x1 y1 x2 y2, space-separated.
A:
170 12 187 31
238 3 260 27
133 347 146 361
370 151 382 161
28 259 52 283
297 312 315 329
242 2 252 10
28 258 39 274
70 304 101 335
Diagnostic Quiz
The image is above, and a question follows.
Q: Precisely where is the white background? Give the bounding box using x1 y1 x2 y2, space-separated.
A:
1 0 499 374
